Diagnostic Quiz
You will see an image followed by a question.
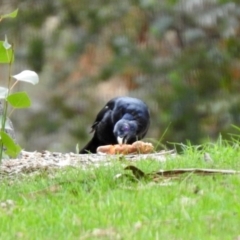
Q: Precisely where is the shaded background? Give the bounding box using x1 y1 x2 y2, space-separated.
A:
1 0 240 152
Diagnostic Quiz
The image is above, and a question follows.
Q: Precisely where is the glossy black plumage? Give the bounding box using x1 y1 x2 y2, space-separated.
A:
79 96 150 154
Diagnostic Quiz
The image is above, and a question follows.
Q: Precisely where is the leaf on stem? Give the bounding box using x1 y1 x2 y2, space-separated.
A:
7 92 31 108
12 70 39 85
0 131 21 158
0 41 14 63
0 9 18 19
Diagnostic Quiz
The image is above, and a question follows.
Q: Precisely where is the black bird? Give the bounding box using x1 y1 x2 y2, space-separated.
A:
80 96 150 154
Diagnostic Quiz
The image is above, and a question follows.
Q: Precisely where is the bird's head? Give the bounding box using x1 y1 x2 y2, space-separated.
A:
113 120 138 144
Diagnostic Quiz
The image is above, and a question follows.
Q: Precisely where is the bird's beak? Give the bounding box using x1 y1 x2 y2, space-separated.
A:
117 136 128 144
117 136 124 144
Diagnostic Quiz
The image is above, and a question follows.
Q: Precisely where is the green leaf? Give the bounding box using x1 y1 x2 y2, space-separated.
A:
0 131 21 158
12 70 39 85
7 92 31 108
0 41 14 63
0 9 18 19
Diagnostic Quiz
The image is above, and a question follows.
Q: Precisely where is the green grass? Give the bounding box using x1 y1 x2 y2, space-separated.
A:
1 139 240 239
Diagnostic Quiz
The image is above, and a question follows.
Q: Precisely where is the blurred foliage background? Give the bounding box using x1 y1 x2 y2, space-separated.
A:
1 0 240 152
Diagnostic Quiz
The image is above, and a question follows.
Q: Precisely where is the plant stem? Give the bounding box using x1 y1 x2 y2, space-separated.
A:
9 80 19 91
0 45 14 162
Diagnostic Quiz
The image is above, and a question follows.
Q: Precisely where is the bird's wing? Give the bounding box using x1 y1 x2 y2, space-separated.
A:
90 98 117 132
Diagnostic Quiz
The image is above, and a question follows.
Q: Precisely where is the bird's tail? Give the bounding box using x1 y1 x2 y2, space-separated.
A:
79 134 101 154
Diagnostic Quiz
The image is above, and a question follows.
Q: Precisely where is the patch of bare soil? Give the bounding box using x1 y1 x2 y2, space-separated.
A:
0 150 176 175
